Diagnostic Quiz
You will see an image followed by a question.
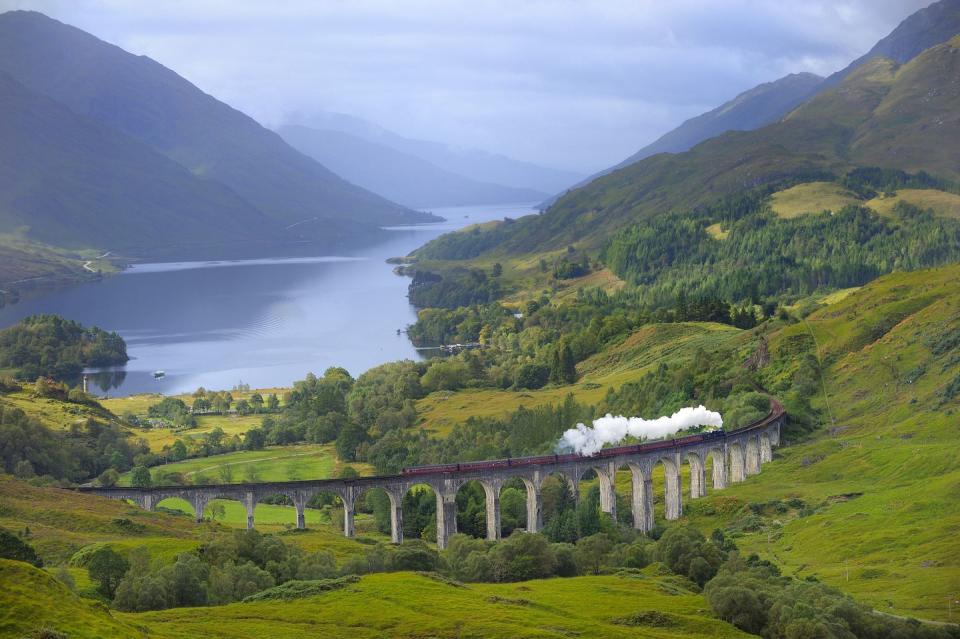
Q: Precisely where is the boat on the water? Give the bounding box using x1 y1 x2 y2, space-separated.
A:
153 370 165 379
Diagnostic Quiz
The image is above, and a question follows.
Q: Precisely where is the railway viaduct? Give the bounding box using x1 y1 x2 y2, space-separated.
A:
79 403 783 550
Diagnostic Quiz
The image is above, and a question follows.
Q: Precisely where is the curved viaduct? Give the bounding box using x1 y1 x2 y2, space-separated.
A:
80 402 784 550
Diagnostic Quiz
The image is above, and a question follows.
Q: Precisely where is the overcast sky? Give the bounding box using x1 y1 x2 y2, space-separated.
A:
0 0 933 172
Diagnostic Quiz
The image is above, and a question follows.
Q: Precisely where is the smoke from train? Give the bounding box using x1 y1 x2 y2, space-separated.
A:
557 405 723 456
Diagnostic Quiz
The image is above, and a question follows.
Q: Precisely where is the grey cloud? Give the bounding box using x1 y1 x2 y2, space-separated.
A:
0 0 933 171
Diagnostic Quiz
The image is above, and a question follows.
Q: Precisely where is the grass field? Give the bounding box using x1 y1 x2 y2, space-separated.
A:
102 389 289 452
0 385 115 430
706 222 729 240
676 267 960 621
1 559 751 639
134 413 266 451
770 182 960 220
770 181 859 218
0 473 197 565
866 188 960 219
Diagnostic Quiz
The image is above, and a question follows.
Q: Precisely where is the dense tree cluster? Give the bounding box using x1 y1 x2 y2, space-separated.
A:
603 191 960 309
705 554 957 639
840 167 956 199
407 268 503 309
108 530 338 611
0 405 147 482
0 315 127 381
0 526 42 567
147 397 196 428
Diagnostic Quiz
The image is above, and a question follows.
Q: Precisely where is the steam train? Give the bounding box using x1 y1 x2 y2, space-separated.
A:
400 398 782 477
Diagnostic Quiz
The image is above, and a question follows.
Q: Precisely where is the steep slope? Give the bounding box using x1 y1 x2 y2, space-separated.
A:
278 125 546 208
442 37 960 256
615 72 823 168
0 559 145 639
546 0 960 207
821 0 960 88
296 111 584 194
0 11 432 235
541 72 824 207
0 71 277 254
408 265 960 621
685 266 960 620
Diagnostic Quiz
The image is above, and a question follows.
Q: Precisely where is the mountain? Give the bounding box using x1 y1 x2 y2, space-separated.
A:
545 0 960 207
610 73 823 177
295 111 584 194
424 35 960 257
277 125 547 209
538 72 823 207
821 0 960 88
0 11 434 240
0 70 278 254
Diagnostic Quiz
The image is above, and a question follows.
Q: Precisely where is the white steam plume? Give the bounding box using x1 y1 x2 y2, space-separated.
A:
558 405 723 456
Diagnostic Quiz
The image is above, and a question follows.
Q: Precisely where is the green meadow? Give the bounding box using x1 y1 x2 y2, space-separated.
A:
1 559 751 639
117 443 373 486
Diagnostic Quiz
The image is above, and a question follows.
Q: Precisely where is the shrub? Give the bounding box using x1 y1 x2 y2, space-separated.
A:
0 527 42 567
243 575 359 602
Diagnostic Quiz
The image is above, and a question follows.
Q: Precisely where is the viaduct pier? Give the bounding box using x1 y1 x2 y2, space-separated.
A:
79 400 784 550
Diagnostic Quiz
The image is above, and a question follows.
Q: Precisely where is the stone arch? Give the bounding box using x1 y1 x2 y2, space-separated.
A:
252 490 304 529
760 432 773 464
625 462 654 532
539 471 577 536
498 477 529 537
154 495 197 519
200 492 245 525
590 465 617 521
653 456 682 520
350 486 397 541
574 465 616 522
612 462 633 526
454 479 491 540
728 442 746 483
518 475 542 533
745 437 761 476
401 482 440 545
303 488 347 533
706 448 727 490
684 451 706 499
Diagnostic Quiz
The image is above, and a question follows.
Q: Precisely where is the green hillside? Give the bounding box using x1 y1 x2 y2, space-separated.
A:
394 265 960 621
0 559 750 639
0 267 957 630
679 266 960 620
0 70 276 255
0 559 144 639
0 235 105 306
416 36 960 259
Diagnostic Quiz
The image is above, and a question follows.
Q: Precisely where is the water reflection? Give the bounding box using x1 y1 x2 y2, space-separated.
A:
0 203 537 396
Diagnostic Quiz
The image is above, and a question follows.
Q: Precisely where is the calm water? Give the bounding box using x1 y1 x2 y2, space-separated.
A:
0 203 537 396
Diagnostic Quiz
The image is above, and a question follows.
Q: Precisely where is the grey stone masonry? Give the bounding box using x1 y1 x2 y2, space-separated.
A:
79 406 784 549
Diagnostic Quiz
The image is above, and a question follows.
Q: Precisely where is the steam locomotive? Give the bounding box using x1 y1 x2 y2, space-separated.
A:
401 398 782 477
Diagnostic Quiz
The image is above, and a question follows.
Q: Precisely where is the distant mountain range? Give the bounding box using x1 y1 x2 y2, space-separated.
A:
292 111 584 195
543 0 960 207
0 10 437 259
278 125 548 209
